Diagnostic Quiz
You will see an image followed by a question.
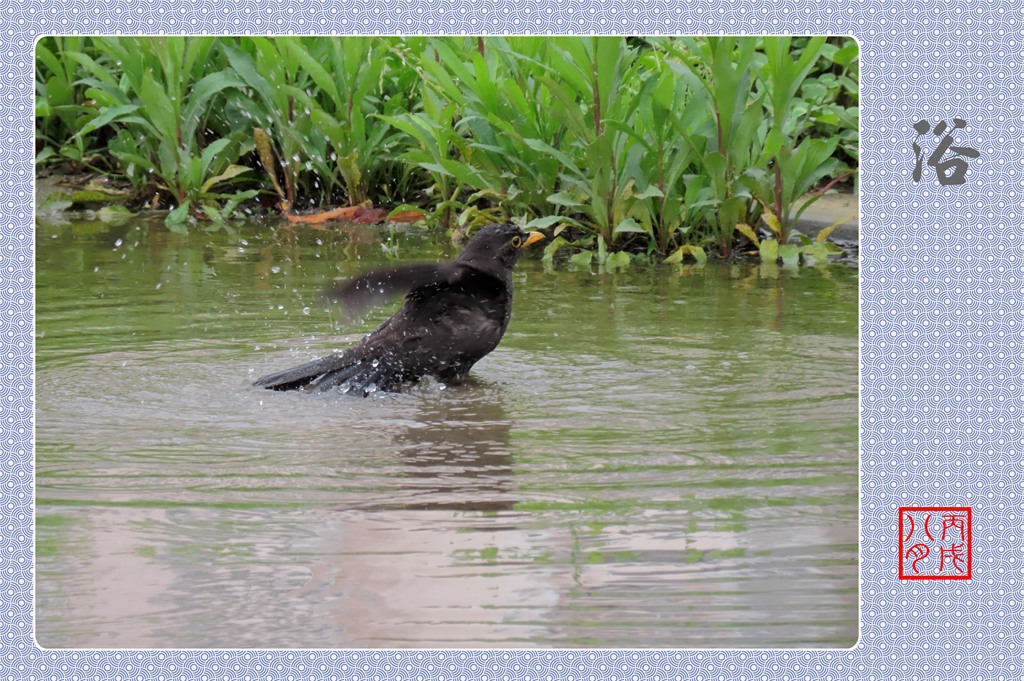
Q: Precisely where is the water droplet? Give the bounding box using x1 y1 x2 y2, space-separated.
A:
270 266 281 274
114 238 123 248
302 307 310 315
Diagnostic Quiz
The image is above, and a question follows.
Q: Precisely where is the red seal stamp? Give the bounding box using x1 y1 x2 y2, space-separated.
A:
898 507 972 580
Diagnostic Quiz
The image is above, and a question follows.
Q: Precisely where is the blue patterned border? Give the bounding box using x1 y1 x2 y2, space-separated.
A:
5 1 1023 678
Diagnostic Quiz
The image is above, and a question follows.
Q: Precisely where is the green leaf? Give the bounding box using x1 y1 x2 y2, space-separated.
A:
97 205 135 222
180 71 247 143
734 222 760 247
83 84 128 109
569 250 594 268
309 109 345 146
286 40 340 104
663 244 707 265
523 138 582 177
36 97 52 118
140 71 178 142
784 137 840 204
59 144 82 162
687 245 708 266
62 50 119 88
717 195 745 244
35 43 64 83
198 138 232 176
817 213 857 244
35 147 56 166
219 189 260 217
761 210 782 239
420 159 488 190
541 236 571 262
71 104 140 139
187 153 203 192
184 37 217 81
632 184 665 201
201 164 251 193
759 238 778 264
221 44 275 103
546 191 583 208
763 127 784 161
526 215 577 230
799 242 831 266
378 114 436 152
605 250 631 271
779 243 800 268
613 218 650 235
801 82 828 102
833 41 859 66
166 201 191 230
702 151 728 192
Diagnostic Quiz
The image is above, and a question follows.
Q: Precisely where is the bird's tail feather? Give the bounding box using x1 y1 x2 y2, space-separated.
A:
253 354 350 391
308 362 383 394
254 354 394 395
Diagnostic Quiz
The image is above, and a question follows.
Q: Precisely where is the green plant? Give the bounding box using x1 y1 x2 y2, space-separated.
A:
35 37 97 168
292 38 409 207
379 87 481 231
540 37 648 248
797 37 859 167
667 37 763 257
66 37 256 225
754 36 851 245
33 36 858 254
219 37 334 209
418 37 567 221
742 208 850 269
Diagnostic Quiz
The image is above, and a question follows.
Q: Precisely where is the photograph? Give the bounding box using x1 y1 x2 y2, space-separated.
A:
32 36 859 648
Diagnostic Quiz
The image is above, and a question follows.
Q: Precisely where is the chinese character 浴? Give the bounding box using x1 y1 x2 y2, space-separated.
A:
911 118 980 185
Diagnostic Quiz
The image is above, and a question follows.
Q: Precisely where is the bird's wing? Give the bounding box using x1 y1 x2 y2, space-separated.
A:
323 263 472 318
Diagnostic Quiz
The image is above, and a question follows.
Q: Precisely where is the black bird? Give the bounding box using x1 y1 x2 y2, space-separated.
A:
253 223 545 394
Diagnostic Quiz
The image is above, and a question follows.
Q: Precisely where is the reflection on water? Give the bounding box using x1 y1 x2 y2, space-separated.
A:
388 382 517 512
35 218 859 648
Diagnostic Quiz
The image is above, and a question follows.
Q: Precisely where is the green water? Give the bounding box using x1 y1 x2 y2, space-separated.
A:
35 217 859 648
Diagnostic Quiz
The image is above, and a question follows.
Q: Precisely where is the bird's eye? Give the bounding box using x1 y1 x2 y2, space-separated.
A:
510 236 523 248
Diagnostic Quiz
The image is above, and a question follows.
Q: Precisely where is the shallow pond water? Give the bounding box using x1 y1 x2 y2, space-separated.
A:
35 217 859 648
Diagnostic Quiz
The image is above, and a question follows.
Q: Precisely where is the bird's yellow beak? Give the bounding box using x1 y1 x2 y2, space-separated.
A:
521 231 546 248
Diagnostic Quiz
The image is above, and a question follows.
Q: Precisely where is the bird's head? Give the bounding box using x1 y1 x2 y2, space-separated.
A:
456 223 545 273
